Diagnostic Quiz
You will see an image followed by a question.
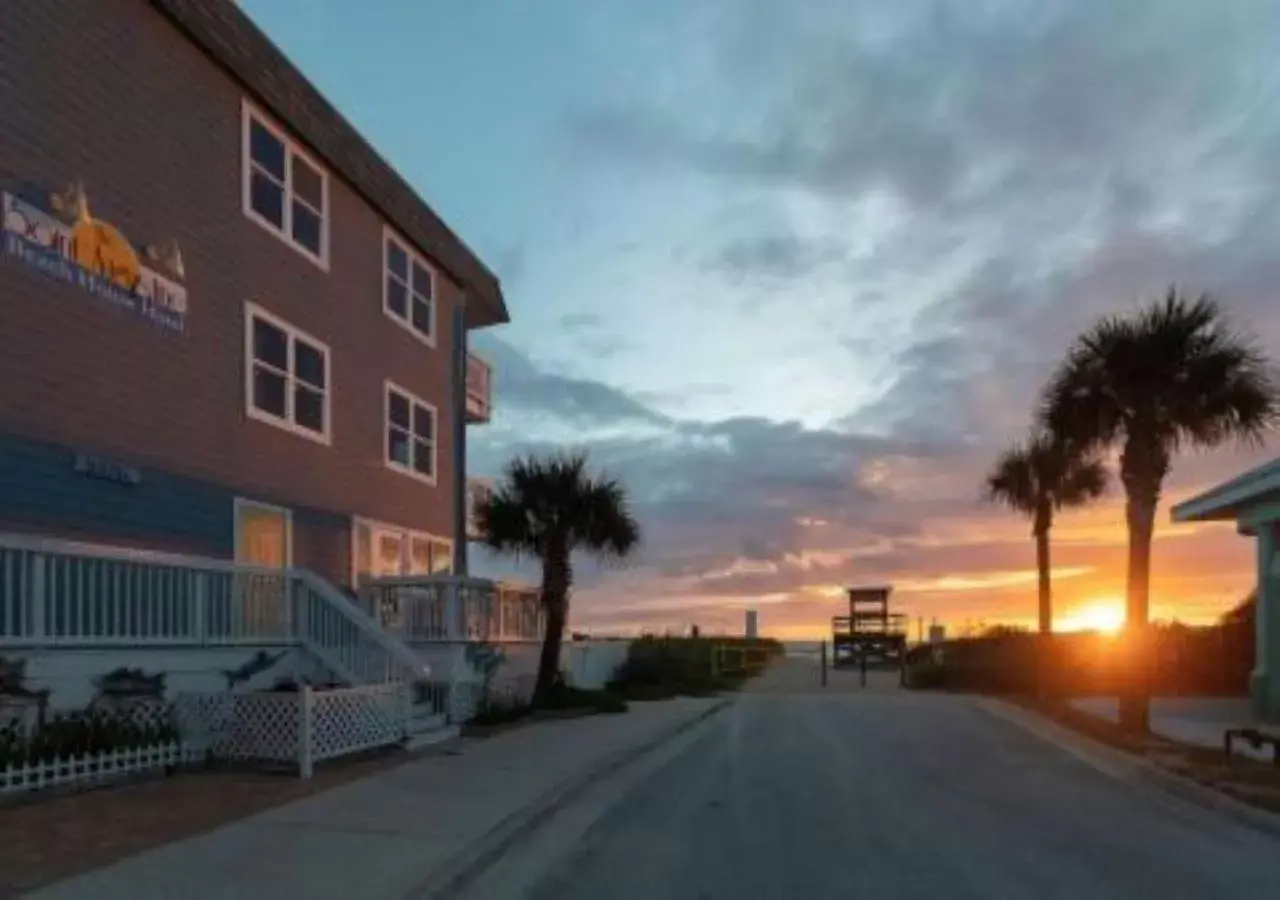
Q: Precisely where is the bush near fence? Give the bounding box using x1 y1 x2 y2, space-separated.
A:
0 706 199 798
902 623 1252 696
609 636 784 700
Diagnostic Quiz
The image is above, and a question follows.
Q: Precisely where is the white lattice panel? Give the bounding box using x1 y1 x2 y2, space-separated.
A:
310 684 406 762
175 691 298 765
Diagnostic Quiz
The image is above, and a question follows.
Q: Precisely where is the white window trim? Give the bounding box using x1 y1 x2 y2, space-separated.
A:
244 301 333 446
233 497 294 568
382 227 437 348
241 99 331 271
350 516 453 585
384 379 438 485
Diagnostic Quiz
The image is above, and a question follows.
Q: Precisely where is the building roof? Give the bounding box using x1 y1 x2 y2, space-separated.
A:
1171 456 1280 523
151 0 508 329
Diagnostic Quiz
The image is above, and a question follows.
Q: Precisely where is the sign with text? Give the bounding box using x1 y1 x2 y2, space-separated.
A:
2 191 187 334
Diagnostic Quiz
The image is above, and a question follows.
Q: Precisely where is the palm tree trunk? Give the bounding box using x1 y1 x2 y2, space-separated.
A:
535 596 567 705
534 547 571 706
1035 524 1052 635
1121 484 1158 732
1034 513 1052 699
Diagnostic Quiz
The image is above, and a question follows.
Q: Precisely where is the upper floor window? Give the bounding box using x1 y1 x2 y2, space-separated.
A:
245 302 331 444
242 102 329 269
383 230 435 345
385 381 437 484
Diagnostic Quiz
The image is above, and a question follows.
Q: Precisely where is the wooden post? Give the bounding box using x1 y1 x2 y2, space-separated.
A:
299 685 314 780
820 640 828 687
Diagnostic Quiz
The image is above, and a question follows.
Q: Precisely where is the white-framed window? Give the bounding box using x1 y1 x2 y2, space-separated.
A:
352 517 452 584
245 302 331 444
384 380 437 484
242 100 329 269
382 228 436 345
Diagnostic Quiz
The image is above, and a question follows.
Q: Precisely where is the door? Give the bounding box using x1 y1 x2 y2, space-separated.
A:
233 499 292 638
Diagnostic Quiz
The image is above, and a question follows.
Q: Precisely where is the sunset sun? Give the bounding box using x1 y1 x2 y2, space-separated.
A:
1057 600 1125 634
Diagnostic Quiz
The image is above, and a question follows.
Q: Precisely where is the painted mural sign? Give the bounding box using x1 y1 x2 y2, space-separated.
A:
2 184 188 333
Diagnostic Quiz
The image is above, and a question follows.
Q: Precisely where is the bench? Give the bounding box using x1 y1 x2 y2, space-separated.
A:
1224 727 1280 765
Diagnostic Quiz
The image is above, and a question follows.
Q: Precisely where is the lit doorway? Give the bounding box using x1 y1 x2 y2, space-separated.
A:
232 498 292 638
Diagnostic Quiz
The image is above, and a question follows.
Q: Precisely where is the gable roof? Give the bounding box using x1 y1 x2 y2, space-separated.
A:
151 0 508 328
1171 456 1280 522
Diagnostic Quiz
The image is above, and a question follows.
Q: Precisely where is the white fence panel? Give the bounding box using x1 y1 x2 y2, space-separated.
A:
309 683 407 763
0 743 202 797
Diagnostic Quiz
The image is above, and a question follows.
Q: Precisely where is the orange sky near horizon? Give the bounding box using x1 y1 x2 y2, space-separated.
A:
571 484 1258 642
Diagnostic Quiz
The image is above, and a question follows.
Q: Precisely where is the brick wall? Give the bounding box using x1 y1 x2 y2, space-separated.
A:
0 0 459 548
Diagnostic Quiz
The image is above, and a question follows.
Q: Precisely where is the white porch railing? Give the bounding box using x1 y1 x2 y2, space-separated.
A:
291 570 429 686
0 532 293 646
359 576 545 643
0 532 428 686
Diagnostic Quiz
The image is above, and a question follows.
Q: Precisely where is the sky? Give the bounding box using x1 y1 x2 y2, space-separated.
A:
241 0 1280 638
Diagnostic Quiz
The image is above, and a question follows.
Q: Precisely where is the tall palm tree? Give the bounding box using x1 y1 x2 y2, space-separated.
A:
475 452 640 704
1041 289 1277 730
985 433 1108 635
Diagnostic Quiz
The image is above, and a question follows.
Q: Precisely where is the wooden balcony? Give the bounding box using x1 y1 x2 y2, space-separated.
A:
465 352 492 423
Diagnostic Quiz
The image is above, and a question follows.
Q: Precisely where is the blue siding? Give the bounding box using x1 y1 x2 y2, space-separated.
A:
0 430 234 554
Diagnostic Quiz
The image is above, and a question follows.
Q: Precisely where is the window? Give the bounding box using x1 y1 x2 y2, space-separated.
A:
351 518 452 584
245 303 330 443
385 381 437 483
383 230 435 345
242 102 329 267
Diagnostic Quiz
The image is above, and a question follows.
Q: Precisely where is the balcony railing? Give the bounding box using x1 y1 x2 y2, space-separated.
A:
358 575 544 643
465 478 494 542
465 352 492 424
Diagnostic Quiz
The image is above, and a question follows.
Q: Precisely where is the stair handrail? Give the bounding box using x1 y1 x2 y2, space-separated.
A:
291 569 431 683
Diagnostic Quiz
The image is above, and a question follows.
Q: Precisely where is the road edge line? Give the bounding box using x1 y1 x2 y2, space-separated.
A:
406 698 731 900
972 695 1280 840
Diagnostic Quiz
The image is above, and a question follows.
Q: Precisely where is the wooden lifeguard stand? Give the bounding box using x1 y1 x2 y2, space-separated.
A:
831 585 907 668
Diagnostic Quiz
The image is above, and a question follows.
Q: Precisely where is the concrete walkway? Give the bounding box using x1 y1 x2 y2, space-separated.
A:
30 697 724 900
1069 696 1272 761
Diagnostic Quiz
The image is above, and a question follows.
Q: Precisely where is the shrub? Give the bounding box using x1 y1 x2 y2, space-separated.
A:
466 695 531 728
0 707 179 771
538 681 628 714
903 624 1253 696
609 636 783 700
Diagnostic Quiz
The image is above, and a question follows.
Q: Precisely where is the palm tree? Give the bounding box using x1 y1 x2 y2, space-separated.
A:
985 433 1108 635
475 452 640 705
1041 289 1277 730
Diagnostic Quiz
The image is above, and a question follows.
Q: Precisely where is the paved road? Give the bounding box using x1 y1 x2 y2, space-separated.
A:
516 659 1279 900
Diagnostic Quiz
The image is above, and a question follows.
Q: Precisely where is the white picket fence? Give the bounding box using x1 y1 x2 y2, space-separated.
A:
0 742 204 798
175 682 410 777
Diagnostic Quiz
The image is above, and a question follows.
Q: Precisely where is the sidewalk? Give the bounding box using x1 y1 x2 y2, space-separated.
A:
1069 696 1272 761
29 697 726 900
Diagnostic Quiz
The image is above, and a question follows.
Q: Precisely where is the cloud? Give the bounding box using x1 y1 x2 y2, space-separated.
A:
474 337 668 429
703 232 849 281
479 0 1280 633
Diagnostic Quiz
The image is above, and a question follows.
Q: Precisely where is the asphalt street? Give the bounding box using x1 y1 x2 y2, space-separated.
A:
512 660 1280 900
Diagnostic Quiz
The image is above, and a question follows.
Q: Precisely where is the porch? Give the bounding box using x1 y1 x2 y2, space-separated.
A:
0 531 545 759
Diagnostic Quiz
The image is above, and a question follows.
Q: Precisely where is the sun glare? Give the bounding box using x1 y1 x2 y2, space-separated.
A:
1057 600 1125 634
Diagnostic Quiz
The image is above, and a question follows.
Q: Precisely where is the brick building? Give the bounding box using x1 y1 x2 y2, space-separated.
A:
0 0 505 589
